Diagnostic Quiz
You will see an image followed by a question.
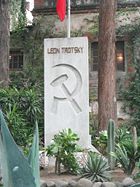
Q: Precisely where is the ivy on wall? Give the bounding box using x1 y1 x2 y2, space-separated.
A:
10 0 26 31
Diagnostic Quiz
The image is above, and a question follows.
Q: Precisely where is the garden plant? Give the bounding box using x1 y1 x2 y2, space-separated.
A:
46 128 82 174
80 151 110 182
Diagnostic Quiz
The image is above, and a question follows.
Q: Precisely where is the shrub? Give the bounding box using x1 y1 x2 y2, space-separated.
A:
115 125 131 146
46 128 82 174
93 125 132 155
0 87 43 147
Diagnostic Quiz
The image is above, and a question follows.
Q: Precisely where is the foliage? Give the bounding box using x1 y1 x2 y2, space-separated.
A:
113 144 132 175
133 160 140 180
11 21 47 78
0 85 43 148
80 152 110 182
10 0 27 31
10 67 43 90
46 128 82 174
93 125 132 152
113 136 140 175
92 124 140 174
132 134 140 179
117 5 140 135
89 112 98 146
115 125 132 147
92 124 140 175
5 103 32 147
92 130 108 155
85 15 99 35
10 68 44 127
121 59 140 134
112 126 140 175
89 92 98 147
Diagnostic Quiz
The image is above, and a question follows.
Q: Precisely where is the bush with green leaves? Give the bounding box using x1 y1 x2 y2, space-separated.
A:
0 86 43 148
93 125 132 155
115 125 131 146
80 152 110 182
46 128 82 174
92 124 140 175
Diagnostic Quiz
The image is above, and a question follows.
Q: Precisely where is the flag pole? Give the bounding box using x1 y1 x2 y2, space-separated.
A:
67 0 71 38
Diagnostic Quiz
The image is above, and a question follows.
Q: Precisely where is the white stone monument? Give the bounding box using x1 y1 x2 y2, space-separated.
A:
44 37 91 148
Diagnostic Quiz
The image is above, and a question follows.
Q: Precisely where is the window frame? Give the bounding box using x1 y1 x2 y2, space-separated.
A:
91 41 126 72
9 50 24 71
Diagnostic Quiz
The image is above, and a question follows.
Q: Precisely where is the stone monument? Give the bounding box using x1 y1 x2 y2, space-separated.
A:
44 37 91 148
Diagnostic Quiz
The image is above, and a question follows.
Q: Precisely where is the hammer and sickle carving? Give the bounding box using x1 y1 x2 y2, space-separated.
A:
50 64 82 114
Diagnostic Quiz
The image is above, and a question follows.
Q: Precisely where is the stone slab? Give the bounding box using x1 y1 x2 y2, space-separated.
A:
44 37 90 148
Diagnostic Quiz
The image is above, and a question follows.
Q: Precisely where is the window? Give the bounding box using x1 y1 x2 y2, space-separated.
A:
116 41 125 71
9 51 23 71
91 41 125 71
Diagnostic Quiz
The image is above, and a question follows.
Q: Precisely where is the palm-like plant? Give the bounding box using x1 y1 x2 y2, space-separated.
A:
113 144 130 174
80 152 110 182
113 143 140 175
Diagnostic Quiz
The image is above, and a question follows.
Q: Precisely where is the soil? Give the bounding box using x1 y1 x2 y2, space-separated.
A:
111 168 127 182
40 169 79 183
40 168 127 182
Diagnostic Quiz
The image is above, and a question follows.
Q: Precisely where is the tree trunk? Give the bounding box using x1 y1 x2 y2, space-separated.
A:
0 0 9 87
98 0 117 130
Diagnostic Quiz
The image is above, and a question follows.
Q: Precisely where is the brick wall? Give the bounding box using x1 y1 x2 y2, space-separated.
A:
34 0 44 9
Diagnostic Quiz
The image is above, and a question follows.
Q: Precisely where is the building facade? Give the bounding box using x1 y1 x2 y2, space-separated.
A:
10 0 140 118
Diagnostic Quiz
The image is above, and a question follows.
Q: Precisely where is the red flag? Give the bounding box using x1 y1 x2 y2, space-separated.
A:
56 0 66 21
